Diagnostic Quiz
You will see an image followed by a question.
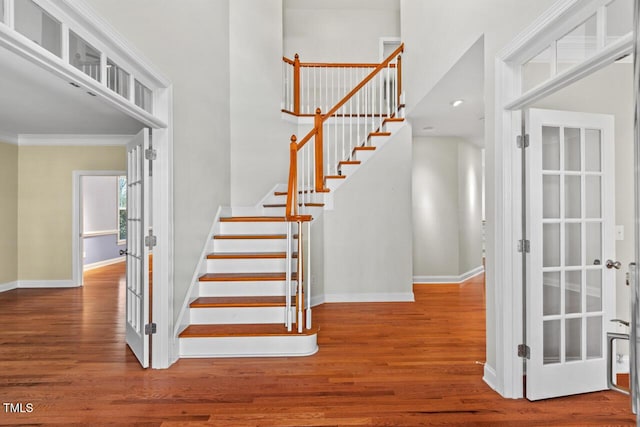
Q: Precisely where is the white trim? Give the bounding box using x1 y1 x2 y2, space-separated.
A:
379 36 402 62
0 281 18 292
83 256 125 271
493 0 625 399
323 292 415 303
83 229 118 237
72 170 125 289
18 280 77 288
0 131 19 145
413 266 485 284
173 206 223 352
18 134 133 146
483 363 499 393
505 33 633 111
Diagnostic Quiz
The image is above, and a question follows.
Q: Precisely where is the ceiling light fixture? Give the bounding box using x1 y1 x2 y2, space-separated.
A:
451 99 464 108
422 126 434 131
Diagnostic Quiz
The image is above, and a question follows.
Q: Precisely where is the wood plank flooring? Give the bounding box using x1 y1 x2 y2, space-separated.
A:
0 262 634 426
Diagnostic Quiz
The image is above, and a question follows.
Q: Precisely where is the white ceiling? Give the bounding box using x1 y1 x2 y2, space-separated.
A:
408 37 485 146
0 45 144 138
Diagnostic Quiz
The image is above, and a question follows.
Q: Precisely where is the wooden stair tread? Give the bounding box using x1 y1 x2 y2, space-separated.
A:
369 131 391 137
199 272 297 282
274 190 315 196
339 160 361 166
207 252 297 259
383 117 404 123
213 234 297 240
190 296 293 308
180 323 318 338
220 216 285 222
354 146 376 151
325 175 346 180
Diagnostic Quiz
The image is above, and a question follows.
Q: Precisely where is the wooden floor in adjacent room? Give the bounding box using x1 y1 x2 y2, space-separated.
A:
0 262 635 426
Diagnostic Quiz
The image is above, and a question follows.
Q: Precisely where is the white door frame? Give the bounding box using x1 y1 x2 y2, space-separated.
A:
492 0 634 398
72 169 126 287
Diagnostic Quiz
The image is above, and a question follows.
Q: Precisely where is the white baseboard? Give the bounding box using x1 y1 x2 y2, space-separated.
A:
17 280 77 288
83 256 125 271
0 281 18 292
483 363 498 392
414 265 485 284
323 292 415 303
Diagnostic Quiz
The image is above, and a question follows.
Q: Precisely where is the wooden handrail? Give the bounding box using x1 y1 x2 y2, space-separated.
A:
283 57 396 69
285 43 404 219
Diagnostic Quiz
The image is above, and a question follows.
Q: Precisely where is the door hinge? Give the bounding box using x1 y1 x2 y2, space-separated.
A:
518 344 530 359
145 323 157 335
517 134 530 149
144 148 157 161
145 231 157 249
517 239 530 253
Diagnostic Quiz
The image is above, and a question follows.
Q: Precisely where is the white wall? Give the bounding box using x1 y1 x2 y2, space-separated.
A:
321 125 413 301
412 137 483 279
457 141 483 274
82 0 232 324
401 0 557 374
284 0 400 62
229 0 295 206
531 62 634 337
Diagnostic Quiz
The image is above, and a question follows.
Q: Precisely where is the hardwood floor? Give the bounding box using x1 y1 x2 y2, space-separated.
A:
0 263 634 426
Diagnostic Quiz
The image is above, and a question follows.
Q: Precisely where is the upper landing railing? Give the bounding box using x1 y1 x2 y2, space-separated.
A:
282 44 404 219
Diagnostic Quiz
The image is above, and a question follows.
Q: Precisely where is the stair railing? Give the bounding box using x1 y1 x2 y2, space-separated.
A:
283 44 404 334
285 43 404 218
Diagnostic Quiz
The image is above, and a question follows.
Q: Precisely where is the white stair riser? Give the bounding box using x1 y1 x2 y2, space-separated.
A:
338 164 359 177
383 121 404 133
198 281 295 297
206 258 296 274
230 206 265 217
325 178 346 192
352 149 376 163
219 221 292 235
190 306 293 325
212 239 290 253
179 334 318 358
262 206 287 216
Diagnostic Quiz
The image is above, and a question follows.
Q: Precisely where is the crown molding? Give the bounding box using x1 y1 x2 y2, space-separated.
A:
18 133 133 146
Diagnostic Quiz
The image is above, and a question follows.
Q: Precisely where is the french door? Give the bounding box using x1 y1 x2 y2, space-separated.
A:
526 108 615 400
125 128 151 368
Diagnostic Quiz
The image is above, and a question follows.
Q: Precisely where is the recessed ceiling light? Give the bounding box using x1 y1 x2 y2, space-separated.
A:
451 99 464 107
422 126 434 131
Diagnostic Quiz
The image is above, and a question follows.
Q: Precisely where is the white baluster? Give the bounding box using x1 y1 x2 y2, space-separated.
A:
305 220 312 329
285 221 292 331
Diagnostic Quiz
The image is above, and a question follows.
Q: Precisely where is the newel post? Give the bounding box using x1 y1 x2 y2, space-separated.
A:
314 108 324 192
287 135 298 218
293 54 301 115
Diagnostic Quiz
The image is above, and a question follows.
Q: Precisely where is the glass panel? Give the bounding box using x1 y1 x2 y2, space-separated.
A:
564 128 581 171
565 270 582 314
587 316 603 359
544 319 561 365
118 176 127 241
135 80 153 114
586 270 602 312
585 222 601 267
522 45 553 92
565 223 582 266
585 176 602 218
606 0 634 44
565 175 581 219
566 318 582 362
14 0 62 57
544 223 561 267
107 59 130 99
585 129 601 172
69 31 101 82
557 14 598 74
543 272 561 316
543 175 560 218
0 0 4 24
542 126 561 170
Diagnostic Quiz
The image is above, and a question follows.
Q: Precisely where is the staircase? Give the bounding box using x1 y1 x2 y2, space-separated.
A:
179 215 318 358
178 44 405 359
